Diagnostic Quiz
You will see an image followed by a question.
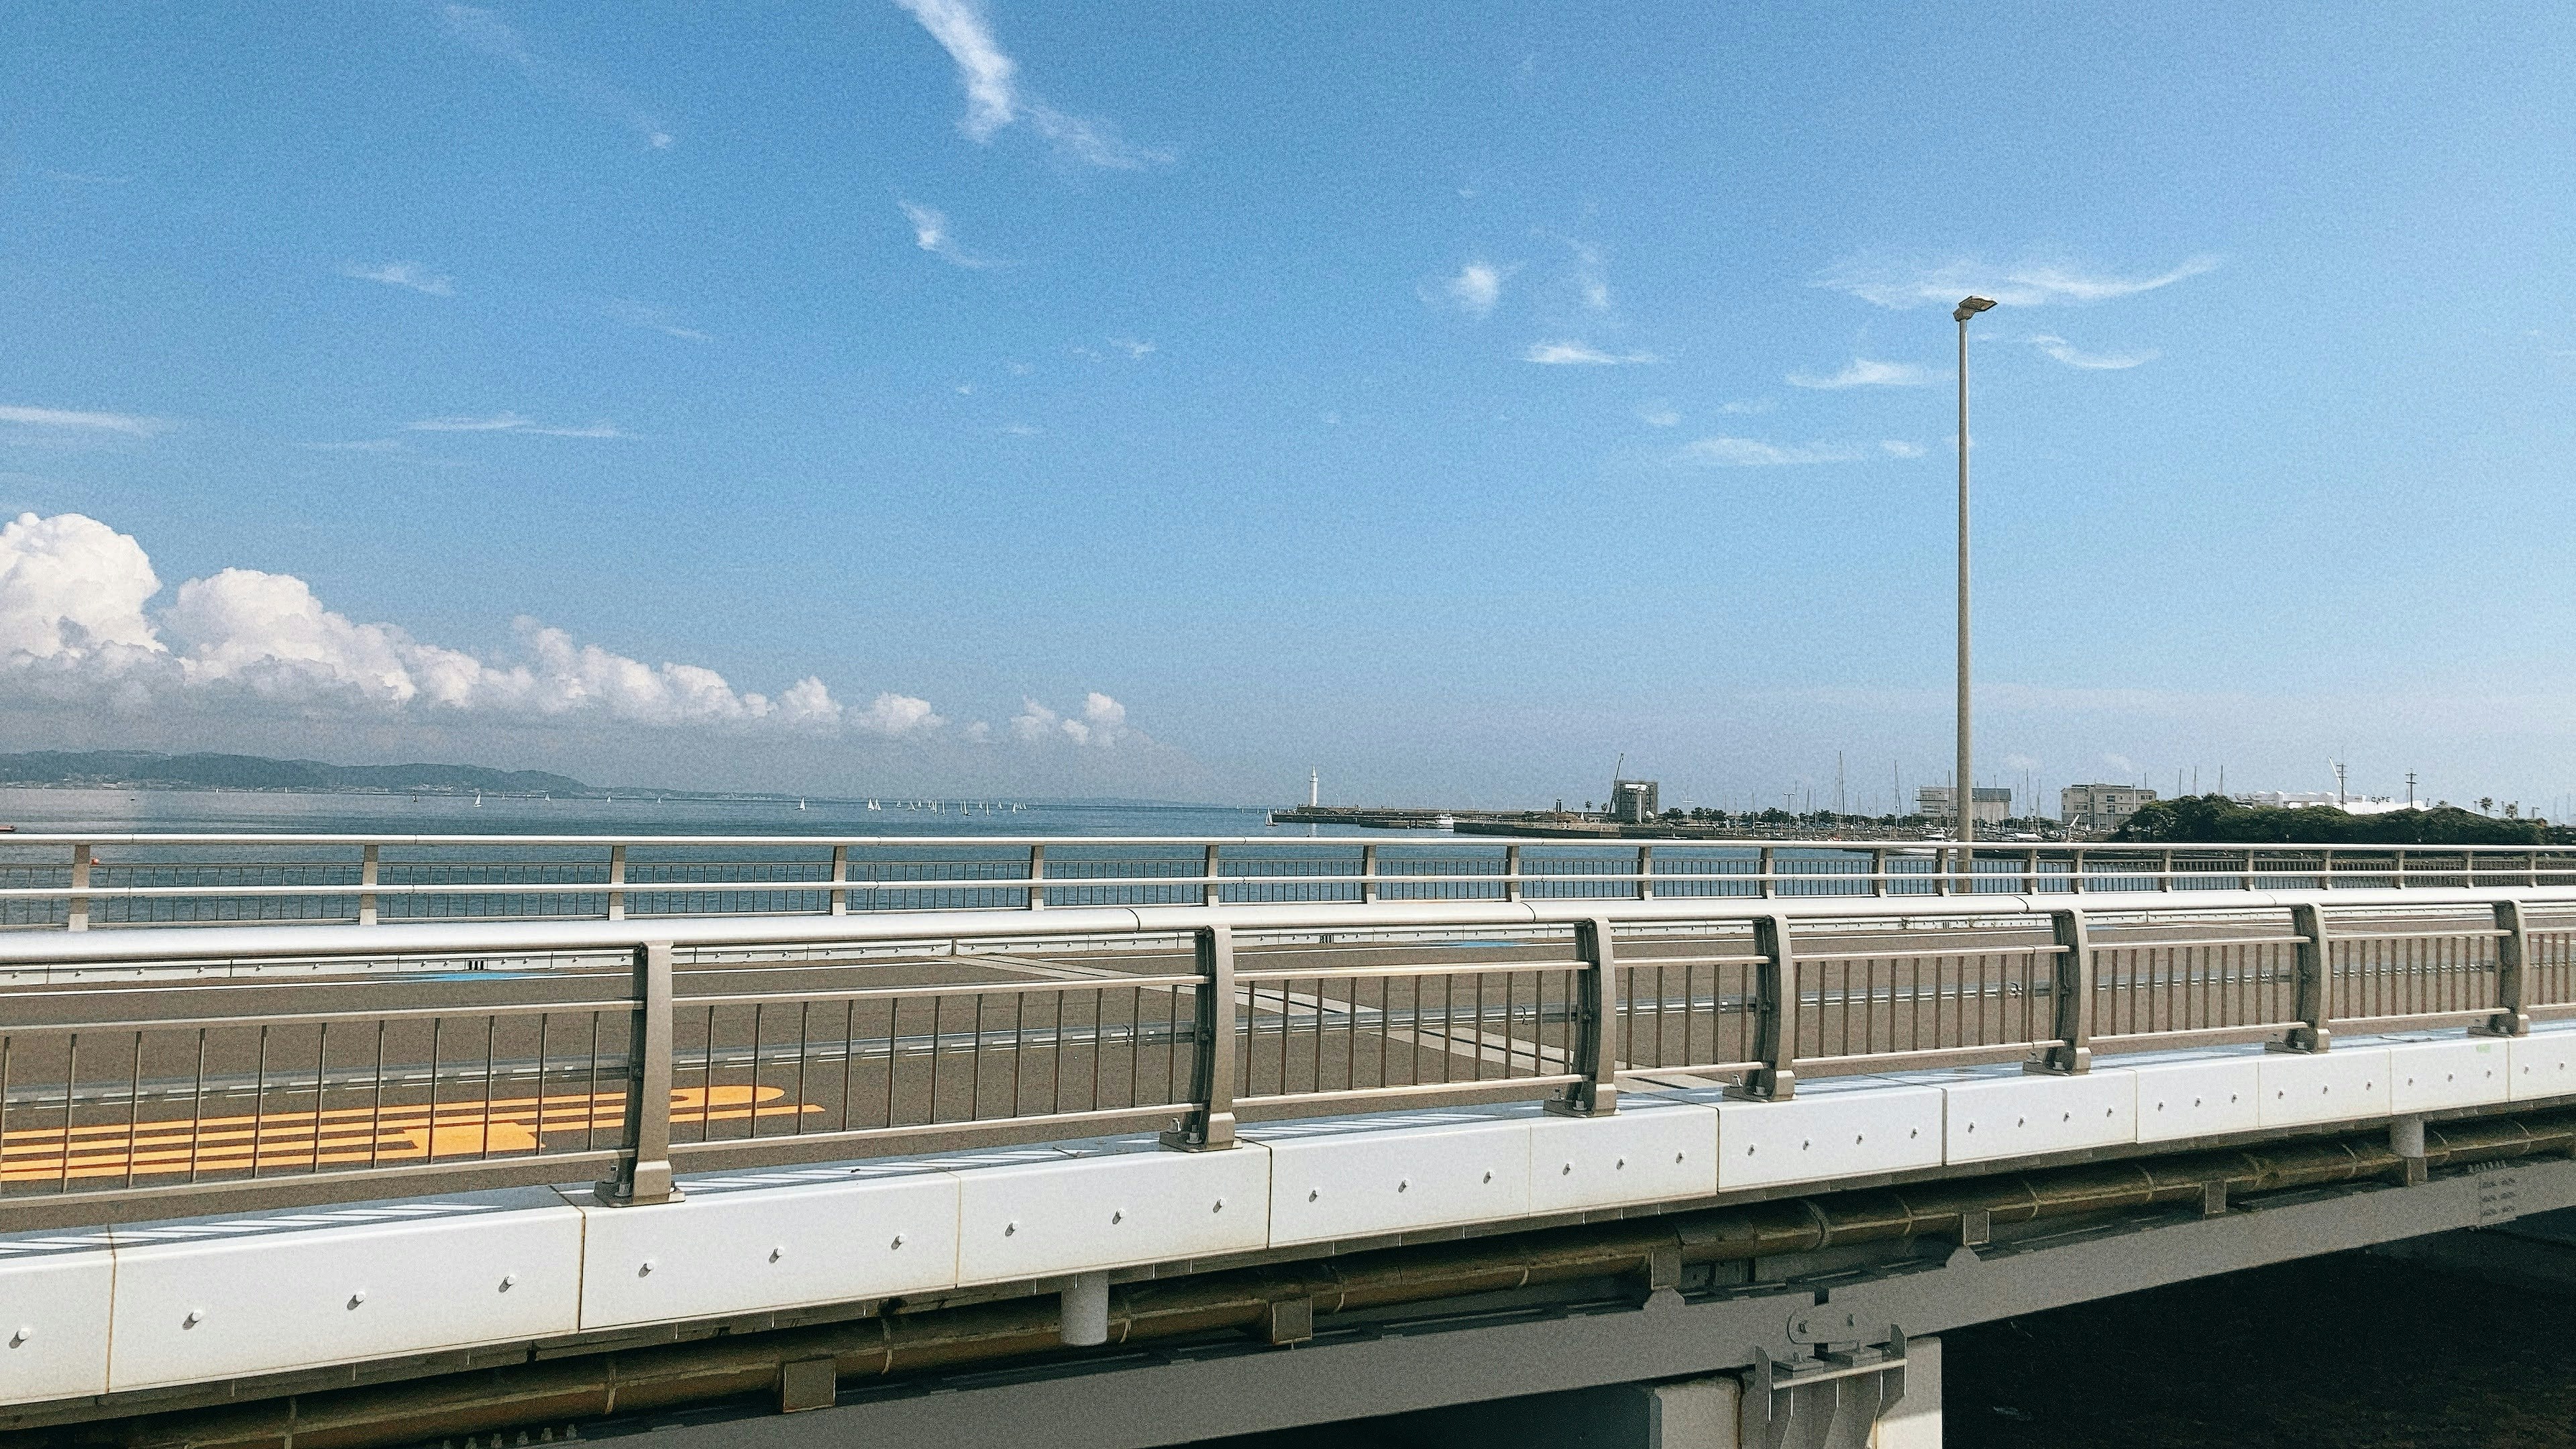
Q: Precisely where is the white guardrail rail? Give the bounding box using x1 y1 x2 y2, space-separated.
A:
6 836 2576 1411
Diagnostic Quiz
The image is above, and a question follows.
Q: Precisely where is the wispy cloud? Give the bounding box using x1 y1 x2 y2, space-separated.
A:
341 262 454 297
1681 436 1866 467
0 405 167 437
1523 340 1658 366
605 300 710 342
439 4 672 150
1787 357 1933 389
1109 337 1155 359
1434 260 1506 316
1817 254 2220 309
1881 440 1926 458
1569 241 1611 311
2028 334 2157 370
890 0 1163 168
1719 398 1774 416
406 413 625 438
900 201 1002 268
1638 404 1680 427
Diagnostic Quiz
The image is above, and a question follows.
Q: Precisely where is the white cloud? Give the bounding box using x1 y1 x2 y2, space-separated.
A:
0 513 163 659
2028 334 2157 370
1569 241 1611 311
440 4 671 149
1438 261 1505 315
890 0 1161 167
1817 254 2220 310
900 201 1000 268
1523 341 1658 366
1638 405 1680 427
1719 398 1774 415
1881 440 1926 458
1011 692 1136 748
1680 436 1866 467
0 405 167 436
606 299 711 342
405 413 624 438
851 690 945 735
341 261 455 297
1787 358 1932 389
1109 337 1155 358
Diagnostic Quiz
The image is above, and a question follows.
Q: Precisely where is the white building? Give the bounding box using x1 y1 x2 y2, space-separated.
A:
1917 786 2010 826
2233 791 2424 816
2061 784 2157 832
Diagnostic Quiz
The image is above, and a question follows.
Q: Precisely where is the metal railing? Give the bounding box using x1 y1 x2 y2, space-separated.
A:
6 834 2576 933
3 876 2572 1228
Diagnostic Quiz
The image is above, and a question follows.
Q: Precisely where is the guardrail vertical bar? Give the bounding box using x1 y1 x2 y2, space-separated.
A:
1505 845 1523 903
2022 849 2039 895
1635 845 1654 902
2396 849 2410 890
1737 914 1797 1100
606 844 627 922
2031 908 2092 1074
2240 849 2256 892
67 844 89 932
1360 845 1379 904
2158 849 2174 893
1868 847 1885 898
358 844 379 926
1161 926 1237 1150
1758 845 1778 899
2483 900 2532 1038
1026 843 1046 910
597 941 677 1205
1203 843 1223 907
829 845 849 916
2281 904 2332 1053
1548 916 1620 1116
1934 845 1951 897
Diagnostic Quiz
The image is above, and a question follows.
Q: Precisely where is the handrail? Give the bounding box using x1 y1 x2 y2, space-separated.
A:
0 881 2565 1229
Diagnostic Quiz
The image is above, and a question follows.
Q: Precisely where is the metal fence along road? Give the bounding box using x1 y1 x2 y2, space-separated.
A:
5 833 2576 931
2 838 2572 1230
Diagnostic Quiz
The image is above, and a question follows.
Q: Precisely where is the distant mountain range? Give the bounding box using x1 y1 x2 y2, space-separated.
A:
0 751 592 796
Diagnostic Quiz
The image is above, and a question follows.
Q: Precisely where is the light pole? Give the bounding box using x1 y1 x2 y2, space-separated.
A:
1952 295 1996 868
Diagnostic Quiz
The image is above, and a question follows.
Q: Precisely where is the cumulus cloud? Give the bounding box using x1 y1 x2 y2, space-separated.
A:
1680 437 1866 467
0 512 967 737
1437 261 1505 315
1817 254 2220 310
891 0 1161 167
2029 334 2157 370
1011 692 1137 748
0 405 168 436
341 261 455 297
1787 358 1933 389
900 201 1000 268
1523 341 1658 366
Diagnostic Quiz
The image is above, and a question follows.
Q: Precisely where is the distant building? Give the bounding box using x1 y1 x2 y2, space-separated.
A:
1917 786 2010 826
1608 779 1660 823
2233 791 2424 816
2061 784 2157 831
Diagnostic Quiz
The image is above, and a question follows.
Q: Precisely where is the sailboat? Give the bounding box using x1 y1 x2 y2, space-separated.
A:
473 791 482 807
797 798 807 811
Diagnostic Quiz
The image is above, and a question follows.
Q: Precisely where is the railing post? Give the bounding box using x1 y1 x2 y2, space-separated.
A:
1203 843 1222 908
2396 849 2409 890
1026 843 1046 910
830 844 849 916
597 941 677 1205
1735 914 1797 1101
2022 849 2039 896
2240 849 2255 892
606 843 627 922
1360 844 1378 904
2158 849 2174 893
66 843 89 932
1760 846 1777 899
2279 903 2332 1054
2530 851 2542 890
1868 847 1885 898
1934 845 1951 896
1549 916 1621 1117
1161 925 1238 1150
2483 900 2532 1038
1635 845 1654 902
1505 844 1523 903
359 843 380 926
2031 908 2092 1074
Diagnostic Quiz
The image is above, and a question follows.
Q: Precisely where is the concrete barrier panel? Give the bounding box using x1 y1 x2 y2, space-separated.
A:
109 1198 580 1391
2257 1046 2390 1128
0 1241 113 1406
1710 1081 1943 1192
2386 1036 2509 1114
1919 1067 2137 1166
2129 1052 2261 1143
578 1166 961 1330
2509 1026 2576 1102
954 1141 1271 1285
1252 1112 1532 1247
1526 1100 1718 1214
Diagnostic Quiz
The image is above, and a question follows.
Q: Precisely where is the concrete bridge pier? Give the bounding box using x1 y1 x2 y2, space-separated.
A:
1394 1338 1939 1449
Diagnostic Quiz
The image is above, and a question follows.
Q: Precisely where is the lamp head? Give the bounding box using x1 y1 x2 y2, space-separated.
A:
1953 296 1998 322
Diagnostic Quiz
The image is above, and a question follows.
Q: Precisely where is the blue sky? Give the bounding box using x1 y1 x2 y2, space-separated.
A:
3 4 2575 812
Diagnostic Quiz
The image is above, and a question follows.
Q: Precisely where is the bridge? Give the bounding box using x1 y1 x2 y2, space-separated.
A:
6 833 2576 1448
